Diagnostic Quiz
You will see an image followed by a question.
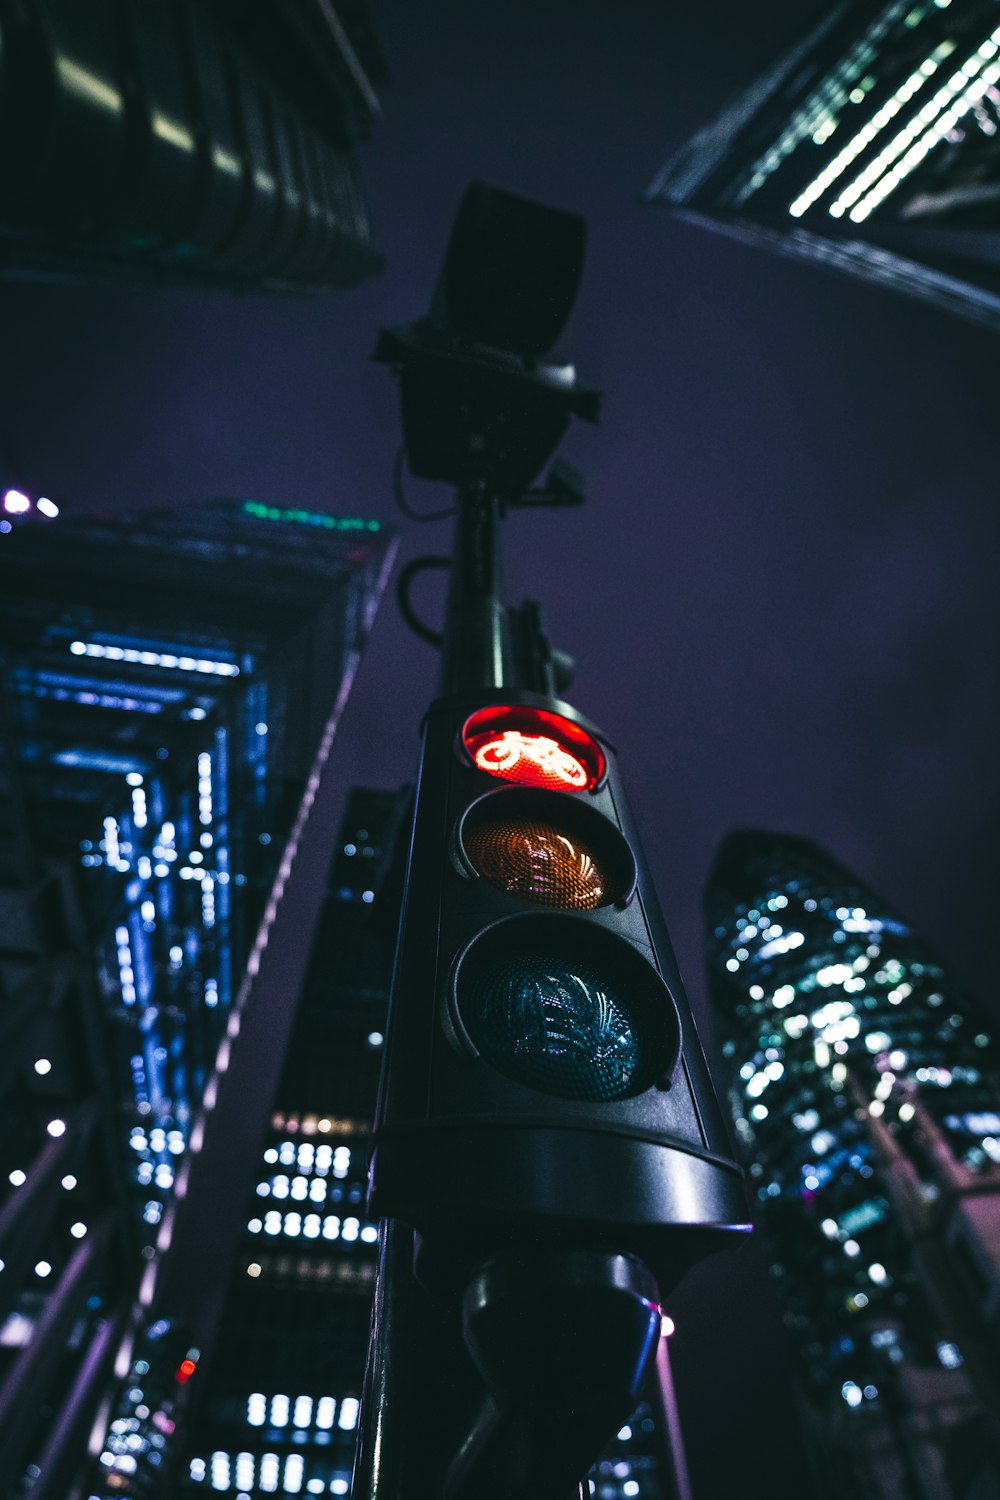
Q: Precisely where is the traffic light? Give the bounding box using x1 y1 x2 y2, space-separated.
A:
368 690 749 1294
362 182 749 1499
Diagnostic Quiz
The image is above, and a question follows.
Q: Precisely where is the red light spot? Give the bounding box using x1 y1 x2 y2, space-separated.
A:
474 730 588 788
175 1358 197 1383
462 706 605 792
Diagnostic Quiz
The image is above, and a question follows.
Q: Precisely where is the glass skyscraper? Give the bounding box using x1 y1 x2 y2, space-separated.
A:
647 0 1000 332
0 496 395 1498
704 829 1000 1500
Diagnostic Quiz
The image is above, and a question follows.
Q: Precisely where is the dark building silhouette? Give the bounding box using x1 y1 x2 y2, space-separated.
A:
704 829 1000 1500
648 0 1000 332
0 497 395 1498
174 784 408 1500
0 0 384 292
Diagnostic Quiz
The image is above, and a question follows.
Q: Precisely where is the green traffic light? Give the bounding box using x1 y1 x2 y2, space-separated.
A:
464 950 642 1102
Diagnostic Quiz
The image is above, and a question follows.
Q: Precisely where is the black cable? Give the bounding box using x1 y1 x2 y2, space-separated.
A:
396 556 450 646
393 447 456 523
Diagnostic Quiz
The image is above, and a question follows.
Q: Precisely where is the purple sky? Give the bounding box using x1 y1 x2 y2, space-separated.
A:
2 2 998 1490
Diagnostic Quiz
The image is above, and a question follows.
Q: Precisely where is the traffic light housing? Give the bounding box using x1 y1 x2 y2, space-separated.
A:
368 689 749 1293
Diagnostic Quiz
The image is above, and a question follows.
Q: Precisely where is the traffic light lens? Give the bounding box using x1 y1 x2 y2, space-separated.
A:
462 706 605 792
466 953 641 1100
472 730 588 790
464 816 608 909
454 916 680 1101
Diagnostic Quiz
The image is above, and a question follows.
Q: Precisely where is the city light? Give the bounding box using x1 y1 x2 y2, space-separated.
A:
69 640 240 676
707 828 1000 1439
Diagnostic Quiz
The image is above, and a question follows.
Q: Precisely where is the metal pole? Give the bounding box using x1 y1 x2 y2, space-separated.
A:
360 478 512 1500
0 1103 96 1295
655 1329 694 1500
0 1215 114 1489
353 1220 416 1500
439 480 509 696
30 1297 130 1500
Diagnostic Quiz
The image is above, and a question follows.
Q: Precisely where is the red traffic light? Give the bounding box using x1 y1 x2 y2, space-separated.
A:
461 705 605 792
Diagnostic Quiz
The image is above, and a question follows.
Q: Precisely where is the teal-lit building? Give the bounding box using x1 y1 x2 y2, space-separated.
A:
648 0 1000 332
0 495 395 1497
704 830 1000 1500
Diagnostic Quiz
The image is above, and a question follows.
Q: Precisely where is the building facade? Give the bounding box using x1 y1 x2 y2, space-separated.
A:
176 785 407 1500
648 0 1000 332
704 829 1000 1500
0 496 395 1497
0 0 384 292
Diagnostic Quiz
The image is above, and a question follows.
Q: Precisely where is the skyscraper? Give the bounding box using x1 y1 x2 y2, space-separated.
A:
647 0 1000 332
176 785 407 1500
0 497 396 1498
704 830 1000 1500
0 0 385 292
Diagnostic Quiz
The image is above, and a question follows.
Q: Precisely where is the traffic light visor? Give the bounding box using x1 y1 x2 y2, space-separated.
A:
462 705 605 792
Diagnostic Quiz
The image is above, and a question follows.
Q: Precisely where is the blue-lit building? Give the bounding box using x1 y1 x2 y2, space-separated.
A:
704 829 1000 1500
647 0 1000 333
0 496 395 1497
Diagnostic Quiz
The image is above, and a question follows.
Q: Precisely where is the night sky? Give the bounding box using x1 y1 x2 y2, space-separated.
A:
2 2 998 1493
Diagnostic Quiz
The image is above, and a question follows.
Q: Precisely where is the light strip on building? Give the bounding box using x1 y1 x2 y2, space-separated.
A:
788 39 957 217
69 640 240 676
115 923 137 1005
848 48 1000 219
242 499 381 532
737 0 913 207
831 32 1000 215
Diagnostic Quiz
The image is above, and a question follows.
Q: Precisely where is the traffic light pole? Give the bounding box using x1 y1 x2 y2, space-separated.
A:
439 478 573 700
439 486 683 1500
440 480 508 697
358 482 670 1500
362 182 749 1500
